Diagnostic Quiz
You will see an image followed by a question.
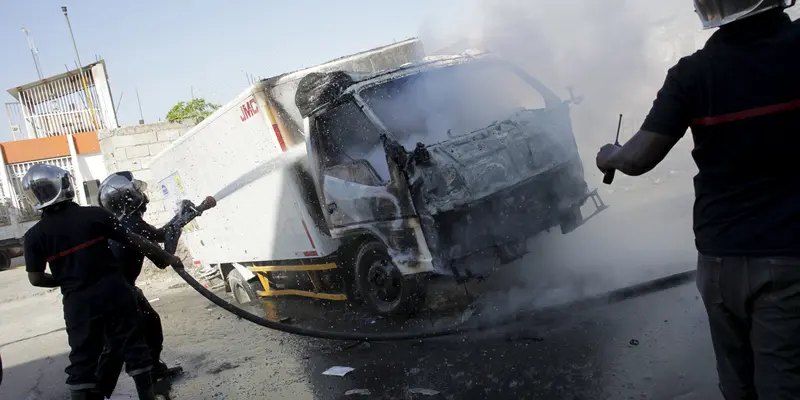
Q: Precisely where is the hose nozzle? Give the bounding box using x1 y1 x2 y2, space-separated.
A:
197 196 217 213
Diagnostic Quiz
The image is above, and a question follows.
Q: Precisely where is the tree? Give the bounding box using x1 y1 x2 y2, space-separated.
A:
166 98 221 124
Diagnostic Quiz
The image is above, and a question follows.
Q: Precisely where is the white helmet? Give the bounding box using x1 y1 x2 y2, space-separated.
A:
22 164 75 211
694 0 795 29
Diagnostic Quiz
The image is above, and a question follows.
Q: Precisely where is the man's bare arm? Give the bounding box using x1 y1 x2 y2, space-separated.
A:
28 272 58 288
597 130 682 176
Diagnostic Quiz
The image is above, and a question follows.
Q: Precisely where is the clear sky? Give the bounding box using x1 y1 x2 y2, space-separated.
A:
0 0 460 142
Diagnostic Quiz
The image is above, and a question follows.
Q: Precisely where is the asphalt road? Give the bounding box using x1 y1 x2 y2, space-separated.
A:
0 259 722 399
0 180 722 399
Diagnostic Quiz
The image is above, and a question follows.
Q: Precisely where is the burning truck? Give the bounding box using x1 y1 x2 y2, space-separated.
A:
148 38 606 316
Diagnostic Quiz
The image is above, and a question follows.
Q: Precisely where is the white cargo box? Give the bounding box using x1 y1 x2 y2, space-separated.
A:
149 39 425 267
148 85 338 266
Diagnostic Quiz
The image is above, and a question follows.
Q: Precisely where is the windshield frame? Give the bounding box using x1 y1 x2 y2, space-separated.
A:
351 57 563 142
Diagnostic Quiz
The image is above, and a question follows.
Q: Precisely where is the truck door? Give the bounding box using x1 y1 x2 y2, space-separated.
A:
309 98 416 230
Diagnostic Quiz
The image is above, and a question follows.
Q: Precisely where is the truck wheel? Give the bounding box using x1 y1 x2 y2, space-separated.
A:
227 269 260 304
0 251 10 270
355 241 427 316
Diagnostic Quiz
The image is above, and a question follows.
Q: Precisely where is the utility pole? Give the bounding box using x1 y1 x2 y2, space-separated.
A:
136 89 145 125
21 27 44 80
61 6 99 130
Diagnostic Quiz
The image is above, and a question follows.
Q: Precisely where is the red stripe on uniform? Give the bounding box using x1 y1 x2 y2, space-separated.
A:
692 99 800 126
46 236 106 262
272 124 287 152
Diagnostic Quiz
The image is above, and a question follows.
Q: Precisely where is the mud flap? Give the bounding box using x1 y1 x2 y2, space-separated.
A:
560 189 608 234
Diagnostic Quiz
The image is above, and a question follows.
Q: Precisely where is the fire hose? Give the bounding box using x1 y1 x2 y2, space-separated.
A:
169 197 698 342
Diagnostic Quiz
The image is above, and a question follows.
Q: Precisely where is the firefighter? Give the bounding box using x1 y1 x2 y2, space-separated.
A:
95 171 185 397
595 1 800 398
22 164 181 400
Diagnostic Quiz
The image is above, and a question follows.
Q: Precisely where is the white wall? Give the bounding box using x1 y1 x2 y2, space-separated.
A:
99 121 195 225
77 153 108 183
91 63 120 130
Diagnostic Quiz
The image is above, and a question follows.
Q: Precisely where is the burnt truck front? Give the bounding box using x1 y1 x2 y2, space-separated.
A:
299 54 605 282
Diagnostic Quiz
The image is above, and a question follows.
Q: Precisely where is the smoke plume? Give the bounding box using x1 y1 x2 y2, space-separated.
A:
416 0 714 316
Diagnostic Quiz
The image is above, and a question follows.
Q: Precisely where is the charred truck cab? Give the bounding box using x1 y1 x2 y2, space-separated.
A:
298 53 606 314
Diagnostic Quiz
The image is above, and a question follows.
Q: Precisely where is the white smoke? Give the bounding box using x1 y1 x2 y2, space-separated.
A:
415 0 715 316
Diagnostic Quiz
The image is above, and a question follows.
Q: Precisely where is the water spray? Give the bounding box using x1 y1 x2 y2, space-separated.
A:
212 145 308 202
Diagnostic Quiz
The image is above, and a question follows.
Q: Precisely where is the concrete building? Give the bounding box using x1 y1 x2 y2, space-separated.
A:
98 121 195 225
0 62 116 267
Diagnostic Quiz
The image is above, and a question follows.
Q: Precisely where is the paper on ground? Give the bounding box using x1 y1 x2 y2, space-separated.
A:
322 366 355 376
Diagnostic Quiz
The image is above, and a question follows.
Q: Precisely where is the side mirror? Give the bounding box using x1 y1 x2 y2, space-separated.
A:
565 87 584 106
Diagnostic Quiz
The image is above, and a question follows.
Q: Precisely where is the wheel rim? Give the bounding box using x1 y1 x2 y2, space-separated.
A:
233 283 250 303
366 258 402 307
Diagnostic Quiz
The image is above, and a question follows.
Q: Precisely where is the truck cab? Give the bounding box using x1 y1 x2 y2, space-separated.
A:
299 53 606 315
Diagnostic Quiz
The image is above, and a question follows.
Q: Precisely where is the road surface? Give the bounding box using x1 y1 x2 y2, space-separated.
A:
0 180 723 399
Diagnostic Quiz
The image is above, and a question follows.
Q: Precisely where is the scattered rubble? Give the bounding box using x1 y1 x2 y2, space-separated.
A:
323 366 355 377
345 389 372 396
407 388 444 399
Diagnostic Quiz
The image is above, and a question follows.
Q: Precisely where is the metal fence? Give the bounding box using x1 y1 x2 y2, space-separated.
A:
16 68 107 138
0 198 13 227
6 157 79 222
4 102 28 140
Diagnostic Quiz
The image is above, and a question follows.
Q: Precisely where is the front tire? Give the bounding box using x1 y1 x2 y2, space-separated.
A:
354 241 427 317
226 269 260 304
0 251 10 270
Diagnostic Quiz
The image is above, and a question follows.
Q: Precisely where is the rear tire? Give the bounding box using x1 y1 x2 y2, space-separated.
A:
0 251 10 270
226 269 260 304
355 241 427 317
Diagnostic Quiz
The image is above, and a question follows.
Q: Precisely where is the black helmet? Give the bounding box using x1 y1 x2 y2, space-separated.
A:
694 0 796 29
98 171 150 218
22 164 75 211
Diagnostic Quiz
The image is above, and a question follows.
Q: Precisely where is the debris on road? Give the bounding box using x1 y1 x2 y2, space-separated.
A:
407 388 442 398
345 389 372 396
207 361 239 375
629 339 640 346
323 366 355 376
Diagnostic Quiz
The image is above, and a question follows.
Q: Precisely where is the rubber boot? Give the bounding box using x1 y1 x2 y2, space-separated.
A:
151 360 169 381
132 373 157 400
69 390 104 400
152 360 183 382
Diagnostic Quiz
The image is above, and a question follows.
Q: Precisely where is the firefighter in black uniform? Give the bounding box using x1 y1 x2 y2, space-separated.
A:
22 164 182 400
95 171 185 397
596 1 800 398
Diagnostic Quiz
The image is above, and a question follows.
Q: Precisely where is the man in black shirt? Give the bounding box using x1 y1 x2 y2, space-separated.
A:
95 171 186 397
596 1 800 398
22 164 182 400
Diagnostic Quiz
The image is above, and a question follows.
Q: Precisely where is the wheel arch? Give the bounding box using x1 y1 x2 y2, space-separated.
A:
219 262 257 292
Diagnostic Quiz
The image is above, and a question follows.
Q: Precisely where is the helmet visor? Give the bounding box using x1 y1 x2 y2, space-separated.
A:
133 179 148 193
22 164 75 210
695 0 793 28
